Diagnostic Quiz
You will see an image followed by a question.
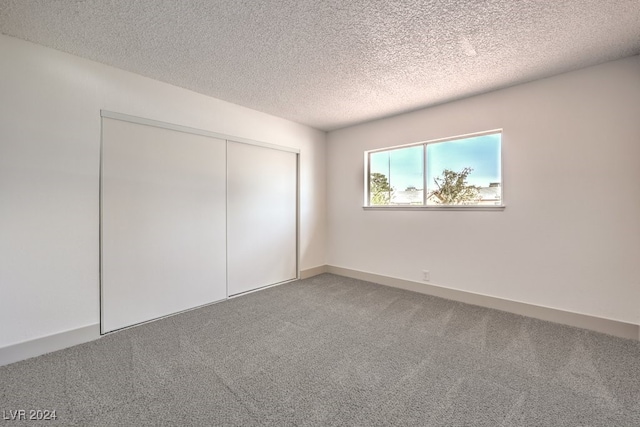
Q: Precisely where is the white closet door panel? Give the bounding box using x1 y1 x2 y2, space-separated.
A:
227 141 297 295
101 118 226 333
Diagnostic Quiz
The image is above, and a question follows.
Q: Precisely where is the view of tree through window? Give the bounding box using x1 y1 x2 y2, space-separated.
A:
367 132 502 207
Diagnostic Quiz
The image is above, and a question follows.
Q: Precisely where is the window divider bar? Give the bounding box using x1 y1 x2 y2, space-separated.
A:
422 144 427 206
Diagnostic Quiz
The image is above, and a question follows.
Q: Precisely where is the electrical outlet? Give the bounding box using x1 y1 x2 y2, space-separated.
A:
422 270 430 282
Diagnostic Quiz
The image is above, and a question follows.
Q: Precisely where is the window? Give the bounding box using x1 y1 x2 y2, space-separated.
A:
366 131 502 207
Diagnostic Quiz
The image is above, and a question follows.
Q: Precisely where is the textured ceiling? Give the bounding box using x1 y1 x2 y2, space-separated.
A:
1 1 639 131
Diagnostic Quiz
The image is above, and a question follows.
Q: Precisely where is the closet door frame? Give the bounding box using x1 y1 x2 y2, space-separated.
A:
99 110 300 334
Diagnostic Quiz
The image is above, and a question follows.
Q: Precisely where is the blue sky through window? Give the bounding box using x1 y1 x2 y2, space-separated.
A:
427 133 501 190
370 133 501 193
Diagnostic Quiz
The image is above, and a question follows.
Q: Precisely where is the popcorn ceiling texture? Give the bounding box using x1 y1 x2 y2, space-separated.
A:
0 0 639 130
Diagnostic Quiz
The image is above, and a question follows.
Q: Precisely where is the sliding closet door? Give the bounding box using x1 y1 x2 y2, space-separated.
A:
101 117 226 333
227 141 297 296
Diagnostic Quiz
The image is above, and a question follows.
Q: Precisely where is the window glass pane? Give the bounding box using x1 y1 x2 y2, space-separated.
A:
426 133 501 205
369 150 391 205
389 145 423 205
369 145 424 205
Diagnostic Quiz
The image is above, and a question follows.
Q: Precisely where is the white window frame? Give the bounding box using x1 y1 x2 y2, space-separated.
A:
364 129 505 210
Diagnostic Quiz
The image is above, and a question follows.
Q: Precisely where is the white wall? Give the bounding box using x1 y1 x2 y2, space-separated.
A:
0 34 326 348
327 56 640 325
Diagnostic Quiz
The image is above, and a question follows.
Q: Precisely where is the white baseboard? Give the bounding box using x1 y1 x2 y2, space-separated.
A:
3 267 637 368
300 265 329 279
324 265 640 341
0 323 100 367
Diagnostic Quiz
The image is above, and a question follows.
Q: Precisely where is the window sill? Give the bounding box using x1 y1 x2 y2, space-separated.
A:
363 205 506 211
